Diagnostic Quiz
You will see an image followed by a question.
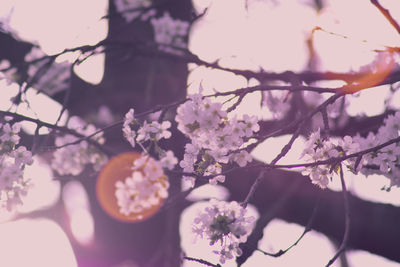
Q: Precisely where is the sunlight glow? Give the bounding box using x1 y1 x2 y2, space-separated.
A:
73 52 105 84
315 0 400 72
0 0 107 85
62 181 94 246
6 0 108 54
190 0 315 72
0 219 77 267
70 209 95 246
346 85 391 117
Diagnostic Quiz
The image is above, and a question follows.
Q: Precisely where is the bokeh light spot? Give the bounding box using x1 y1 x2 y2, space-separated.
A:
96 152 166 223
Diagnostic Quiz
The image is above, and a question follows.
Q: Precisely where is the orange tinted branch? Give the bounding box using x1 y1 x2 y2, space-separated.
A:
371 0 400 35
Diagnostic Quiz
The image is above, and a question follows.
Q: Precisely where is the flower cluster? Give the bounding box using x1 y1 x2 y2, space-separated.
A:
176 93 258 187
301 129 359 188
0 122 33 211
115 155 169 215
302 112 400 189
192 199 255 264
353 111 400 187
114 0 155 23
51 117 107 176
122 108 178 170
150 12 189 54
123 108 172 146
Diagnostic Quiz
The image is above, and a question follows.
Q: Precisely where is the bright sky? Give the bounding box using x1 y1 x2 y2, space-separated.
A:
0 219 77 267
1 0 400 266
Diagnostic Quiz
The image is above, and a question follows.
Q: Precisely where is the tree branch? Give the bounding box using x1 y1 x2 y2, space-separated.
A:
371 0 400 35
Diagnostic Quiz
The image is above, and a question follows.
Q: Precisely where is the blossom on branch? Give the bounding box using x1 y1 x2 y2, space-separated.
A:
192 199 255 264
114 155 169 216
160 150 178 170
355 111 400 187
0 122 33 211
176 93 259 187
301 129 359 188
123 108 136 148
51 117 107 176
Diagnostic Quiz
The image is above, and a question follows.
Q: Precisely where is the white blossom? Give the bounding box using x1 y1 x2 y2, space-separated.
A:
51 117 107 176
0 122 32 212
136 120 171 142
232 150 253 167
352 111 400 187
123 108 136 148
115 155 169 215
301 129 358 188
0 123 21 144
192 199 255 264
150 12 189 54
10 146 33 166
160 150 178 170
176 93 259 187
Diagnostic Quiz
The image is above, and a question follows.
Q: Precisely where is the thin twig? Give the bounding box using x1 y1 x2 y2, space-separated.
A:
257 192 320 257
0 110 115 156
326 165 350 267
183 256 221 267
322 108 330 132
241 170 267 208
371 0 400 35
248 93 343 151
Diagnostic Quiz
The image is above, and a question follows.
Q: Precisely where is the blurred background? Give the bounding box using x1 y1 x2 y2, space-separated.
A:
0 0 400 266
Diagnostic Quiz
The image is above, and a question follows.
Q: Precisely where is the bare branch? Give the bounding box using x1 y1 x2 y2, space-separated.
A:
183 256 222 267
371 0 400 35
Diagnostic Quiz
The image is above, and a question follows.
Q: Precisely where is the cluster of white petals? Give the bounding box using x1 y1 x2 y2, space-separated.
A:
0 122 33 211
123 108 172 147
115 155 169 215
159 150 178 170
302 112 400 188
114 0 154 23
176 93 258 187
51 117 107 176
122 108 178 170
354 111 400 187
301 129 359 188
151 12 189 54
192 199 255 264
